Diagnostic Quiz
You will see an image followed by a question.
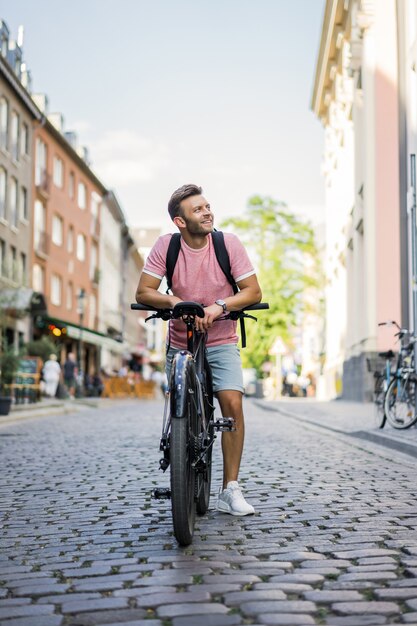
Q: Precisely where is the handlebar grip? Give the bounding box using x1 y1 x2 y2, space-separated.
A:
243 303 269 311
131 303 160 311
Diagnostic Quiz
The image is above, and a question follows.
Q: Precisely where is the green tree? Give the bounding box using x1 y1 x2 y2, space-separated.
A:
221 195 323 374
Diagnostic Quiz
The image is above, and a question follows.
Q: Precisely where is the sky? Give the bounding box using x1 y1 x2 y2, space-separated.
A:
2 0 326 234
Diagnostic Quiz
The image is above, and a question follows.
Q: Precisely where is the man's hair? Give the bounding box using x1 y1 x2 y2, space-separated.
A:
168 184 202 220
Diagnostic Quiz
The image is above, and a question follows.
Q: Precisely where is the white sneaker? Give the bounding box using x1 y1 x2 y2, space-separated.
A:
216 481 255 516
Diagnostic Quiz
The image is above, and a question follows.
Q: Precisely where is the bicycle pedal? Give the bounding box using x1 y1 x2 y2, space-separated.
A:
152 488 171 500
214 417 236 432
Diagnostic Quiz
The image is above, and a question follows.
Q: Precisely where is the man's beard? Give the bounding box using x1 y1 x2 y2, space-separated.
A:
183 217 214 235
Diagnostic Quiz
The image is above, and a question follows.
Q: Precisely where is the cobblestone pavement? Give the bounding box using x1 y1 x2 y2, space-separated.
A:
1 399 417 626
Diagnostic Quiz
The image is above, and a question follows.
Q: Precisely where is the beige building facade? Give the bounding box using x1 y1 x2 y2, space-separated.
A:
312 0 406 400
0 23 41 347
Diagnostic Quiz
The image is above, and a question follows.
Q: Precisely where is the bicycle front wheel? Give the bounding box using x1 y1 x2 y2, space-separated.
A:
170 356 199 546
373 375 386 429
385 376 417 429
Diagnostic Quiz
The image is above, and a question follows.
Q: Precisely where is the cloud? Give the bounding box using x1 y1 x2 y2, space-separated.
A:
89 130 170 187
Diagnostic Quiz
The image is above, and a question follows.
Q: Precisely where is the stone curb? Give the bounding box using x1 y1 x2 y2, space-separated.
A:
253 399 417 459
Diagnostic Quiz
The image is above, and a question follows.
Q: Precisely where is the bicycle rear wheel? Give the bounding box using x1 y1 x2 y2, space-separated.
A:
385 376 417 429
170 357 199 546
373 374 386 429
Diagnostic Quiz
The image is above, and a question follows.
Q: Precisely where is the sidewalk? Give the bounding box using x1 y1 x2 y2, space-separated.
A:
0 396 104 427
254 397 417 458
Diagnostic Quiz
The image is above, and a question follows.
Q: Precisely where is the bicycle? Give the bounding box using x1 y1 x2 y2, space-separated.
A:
383 323 417 429
131 300 269 546
366 321 397 428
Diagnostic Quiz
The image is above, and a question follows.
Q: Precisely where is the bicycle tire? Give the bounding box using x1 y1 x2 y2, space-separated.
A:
384 375 417 429
170 358 199 546
196 363 214 515
373 374 386 429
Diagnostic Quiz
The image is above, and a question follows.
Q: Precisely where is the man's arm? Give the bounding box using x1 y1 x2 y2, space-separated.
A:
136 272 181 309
195 274 262 331
223 274 262 311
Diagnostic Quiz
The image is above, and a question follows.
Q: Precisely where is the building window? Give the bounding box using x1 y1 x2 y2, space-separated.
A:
20 186 28 221
91 192 100 234
10 110 19 161
76 233 86 261
34 199 46 254
20 252 26 285
10 245 17 281
53 156 63 188
67 225 74 253
89 293 96 328
69 171 75 199
0 239 5 276
35 138 47 186
78 182 87 209
51 274 62 306
21 122 29 155
66 282 73 310
0 167 6 220
0 98 8 150
52 214 63 246
9 177 18 228
32 263 44 292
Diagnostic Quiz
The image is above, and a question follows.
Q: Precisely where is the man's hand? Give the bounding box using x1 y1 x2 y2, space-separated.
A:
195 303 224 332
169 296 182 309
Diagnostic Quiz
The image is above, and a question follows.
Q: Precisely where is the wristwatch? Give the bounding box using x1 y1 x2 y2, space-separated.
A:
215 299 227 313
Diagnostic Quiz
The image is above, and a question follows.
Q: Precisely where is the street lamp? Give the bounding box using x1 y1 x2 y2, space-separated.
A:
76 288 86 393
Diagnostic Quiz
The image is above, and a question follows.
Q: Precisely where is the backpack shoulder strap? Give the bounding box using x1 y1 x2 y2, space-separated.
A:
166 233 181 294
212 231 248 348
211 231 238 294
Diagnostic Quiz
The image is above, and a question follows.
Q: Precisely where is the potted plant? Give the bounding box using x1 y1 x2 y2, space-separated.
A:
0 341 20 415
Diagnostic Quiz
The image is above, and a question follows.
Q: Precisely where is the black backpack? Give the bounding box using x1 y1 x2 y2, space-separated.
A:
165 231 248 347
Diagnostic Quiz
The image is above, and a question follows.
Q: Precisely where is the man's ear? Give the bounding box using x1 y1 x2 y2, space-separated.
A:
173 215 186 228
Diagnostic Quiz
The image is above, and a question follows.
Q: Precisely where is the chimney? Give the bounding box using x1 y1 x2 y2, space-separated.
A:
7 40 22 78
32 93 49 114
76 145 91 166
0 20 9 58
64 131 78 150
20 62 32 91
17 25 24 47
48 113 65 133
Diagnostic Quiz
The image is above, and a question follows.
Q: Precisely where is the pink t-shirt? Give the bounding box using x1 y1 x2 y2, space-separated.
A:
143 232 255 348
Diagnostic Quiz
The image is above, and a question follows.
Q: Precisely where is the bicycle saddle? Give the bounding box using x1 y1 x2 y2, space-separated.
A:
173 302 205 319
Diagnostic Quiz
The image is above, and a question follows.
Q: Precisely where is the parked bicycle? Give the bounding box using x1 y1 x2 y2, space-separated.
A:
367 321 396 428
383 323 417 430
131 300 268 546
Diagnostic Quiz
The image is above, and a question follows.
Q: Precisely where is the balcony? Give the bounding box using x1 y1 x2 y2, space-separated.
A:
35 169 51 199
34 231 49 258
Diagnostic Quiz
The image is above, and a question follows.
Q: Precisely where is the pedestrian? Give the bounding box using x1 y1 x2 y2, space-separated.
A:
63 352 78 399
151 365 168 397
42 354 61 398
136 184 262 516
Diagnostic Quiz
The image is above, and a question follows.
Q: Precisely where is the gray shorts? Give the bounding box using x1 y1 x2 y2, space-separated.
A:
166 343 244 394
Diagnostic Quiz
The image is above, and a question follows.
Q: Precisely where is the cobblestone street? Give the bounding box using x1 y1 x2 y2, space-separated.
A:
1 399 417 626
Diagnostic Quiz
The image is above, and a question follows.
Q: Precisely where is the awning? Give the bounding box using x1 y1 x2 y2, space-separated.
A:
66 325 129 354
41 315 129 355
0 288 47 314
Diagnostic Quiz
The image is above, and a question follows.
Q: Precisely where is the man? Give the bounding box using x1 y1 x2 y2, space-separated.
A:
63 352 77 399
136 184 262 516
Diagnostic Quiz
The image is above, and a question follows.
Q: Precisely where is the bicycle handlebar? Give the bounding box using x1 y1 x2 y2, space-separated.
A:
130 302 269 314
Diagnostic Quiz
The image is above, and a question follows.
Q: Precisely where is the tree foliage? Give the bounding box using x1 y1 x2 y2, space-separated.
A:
221 195 323 374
